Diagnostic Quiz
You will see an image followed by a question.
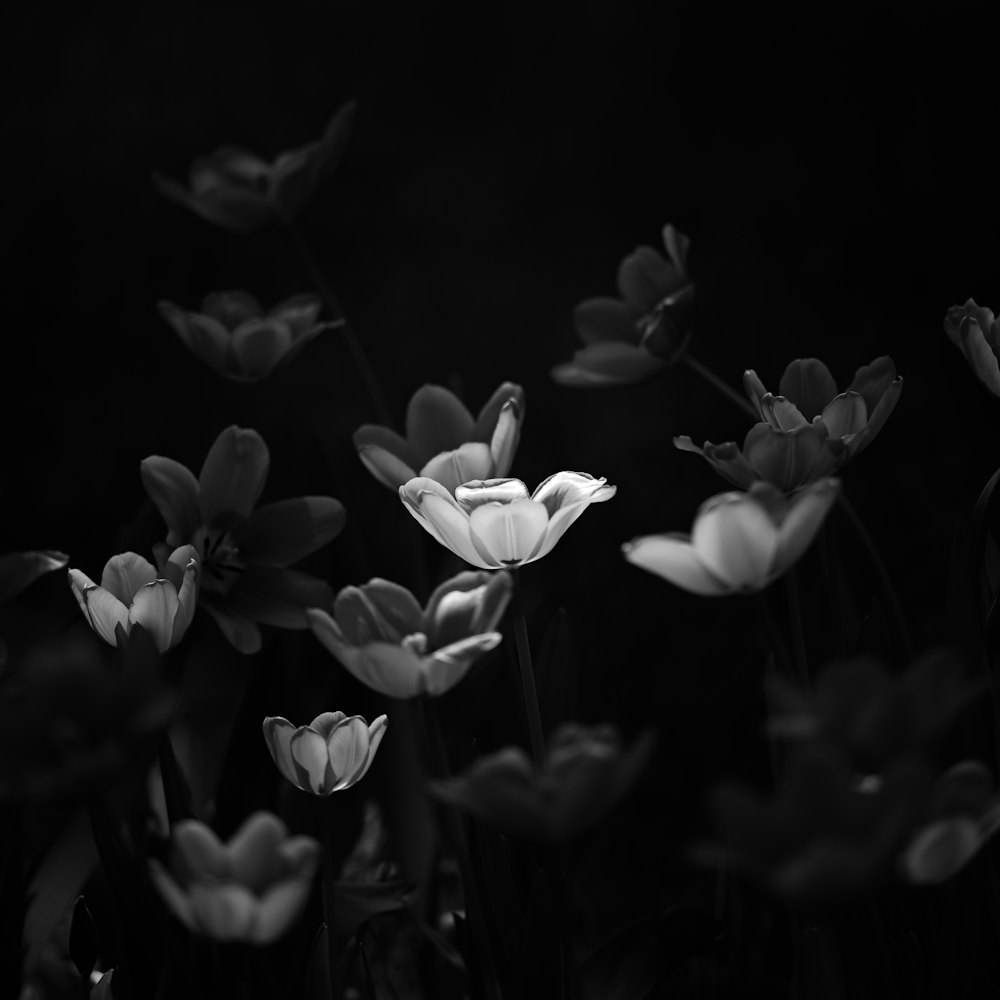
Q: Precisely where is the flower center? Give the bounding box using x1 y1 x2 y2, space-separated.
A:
401 632 429 656
194 526 245 594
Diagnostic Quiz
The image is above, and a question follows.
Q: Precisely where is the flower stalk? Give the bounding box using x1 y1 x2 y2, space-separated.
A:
321 801 341 1000
511 568 546 769
680 352 759 420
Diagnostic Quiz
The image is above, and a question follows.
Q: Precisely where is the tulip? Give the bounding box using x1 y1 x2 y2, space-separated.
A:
158 291 337 383
943 298 1000 396
623 479 839 596
307 571 511 698
67 547 199 653
354 382 525 495
262 712 387 796
430 723 655 844
552 224 694 387
400 472 616 569
153 102 356 234
141 426 345 654
150 811 320 943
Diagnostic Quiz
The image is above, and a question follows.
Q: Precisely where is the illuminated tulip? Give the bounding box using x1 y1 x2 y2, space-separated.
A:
153 102 356 233
623 479 839 596
141 426 345 654
400 473 615 569
354 382 525 495
67 547 199 652
553 224 694 387
307 571 511 698
150 812 320 943
262 712 387 796
943 298 1000 396
158 291 337 383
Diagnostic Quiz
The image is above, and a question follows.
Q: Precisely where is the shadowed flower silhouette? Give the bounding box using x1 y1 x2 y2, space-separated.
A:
400 472 616 569
140 426 345 654
944 298 1000 397
153 102 356 234
553 224 694 387
150 811 320 943
158 291 339 383
307 571 511 698
354 382 525 495
262 711 387 796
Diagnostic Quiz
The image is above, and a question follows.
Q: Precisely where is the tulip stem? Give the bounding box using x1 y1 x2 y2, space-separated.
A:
510 568 546 769
285 223 394 429
756 591 796 684
785 569 810 685
681 353 759 421
320 802 341 1000
836 493 914 664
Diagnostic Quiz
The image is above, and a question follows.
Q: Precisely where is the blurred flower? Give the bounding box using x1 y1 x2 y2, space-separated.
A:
262 711 387 796
153 102 356 234
623 479 839 596
709 743 933 904
430 723 655 844
158 292 338 383
553 224 694 387
0 627 175 802
307 571 511 698
0 550 68 605
766 649 986 771
67 548 199 653
677 357 902 492
354 382 525 495
150 811 320 943
401 473 615 570
141 426 345 654
944 298 1000 396
900 760 1000 883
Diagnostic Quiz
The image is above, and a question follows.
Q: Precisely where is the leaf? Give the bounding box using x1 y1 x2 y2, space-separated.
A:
333 879 415 938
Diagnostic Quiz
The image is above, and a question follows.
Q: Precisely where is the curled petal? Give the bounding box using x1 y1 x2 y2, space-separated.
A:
426 570 511 646
531 471 613 517
471 381 526 441
487 397 523 479
455 478 532 512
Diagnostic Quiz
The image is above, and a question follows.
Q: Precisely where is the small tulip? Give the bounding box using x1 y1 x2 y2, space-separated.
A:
307 571 511 698
623 479 839 596
262 712 387 796
553 224 694 387
150 811 320 943
67 548 199 652
944 298 1000 397
400 472 616 570
158 292 338 383
354 382 525 495
430 723 655 843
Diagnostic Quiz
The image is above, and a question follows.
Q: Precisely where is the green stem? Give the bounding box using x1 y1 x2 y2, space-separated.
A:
510 568 546 769
785 568 809 685
321 801 341 1000
680 353 759 421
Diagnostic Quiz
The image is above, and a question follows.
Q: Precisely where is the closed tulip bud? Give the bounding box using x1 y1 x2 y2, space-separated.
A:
944 298 1000 397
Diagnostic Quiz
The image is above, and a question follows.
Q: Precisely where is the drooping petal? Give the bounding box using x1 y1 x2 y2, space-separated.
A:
225 567 334 629
100 552 158 604
140 457 201 546
778 359 839 420
233 497 345 567
227 812 288 893
198 426 270 527
424 633 503 695
68 570 129 646
573 297 640 346
622 535 732 596
468 502 549 566
420 443 494 494
531 471 613 518
691 496 779 589
128 581 181 652
263 717 302 788
230 320 294 380
405 386 476 463
772 479 840 579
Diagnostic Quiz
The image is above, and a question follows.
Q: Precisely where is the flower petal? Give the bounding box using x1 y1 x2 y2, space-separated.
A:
68 570 129 645
425 570 510 646
617 246 685 313
468 501 549 566
202 290 263 327
334 642 425 699
230 320 294 381
424 633 502 695
251 877 313 943
622 534 732 595
403 481 491 568
289 728 334 794
188 882 259 941
262 717 302 787
200 597 262 654
140 456 201 546
572 297 639 346
853 372 902 458
198 426 270 527
226 567 334 629
778 359 838 421
227 811 287 893
173 820 228 880
353 425 419 482
455 478 532 513
472 381 526 442
233 497 345 567
359 578 424 637
326 716 373 790
488 397 523 480
692 495 779 589
552 342 664 387
128 580 180 653
149 861 197 931
772 479 840 579
100 552 158 604
531 471 613 518
406 385 476 464
268 293 322 335
420 443 494 495
168 551 200 646
820 392 868 440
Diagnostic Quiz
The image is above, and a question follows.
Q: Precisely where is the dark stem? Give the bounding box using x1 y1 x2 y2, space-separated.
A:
321 800 341 1000
680 353 759 421
510 568 546 769
754 591 796 683
784 568 809 685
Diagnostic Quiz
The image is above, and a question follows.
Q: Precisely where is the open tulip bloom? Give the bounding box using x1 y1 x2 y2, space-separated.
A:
307 571 511 698
354 382 525 495
400 472 616 569
262 711 387 796
675 357 902 492
158 291 339 383
623 479 839 596
150 811 320 943
67 547 199 652
944 298 1000 397
552 223 694 387
153 101 356 234
141 425 345 654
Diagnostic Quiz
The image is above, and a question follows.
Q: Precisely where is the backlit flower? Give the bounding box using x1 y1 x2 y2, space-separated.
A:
944 298 1000 396
430 723 655 844
67 547 199 653
552 224 694 387
354 382 525 495
158 291 338 383
153 102 356 234
400 472 616 569
307 571 511 698
262 712 387 796
623 479 839 596
150 811 320 943
141 426 345 654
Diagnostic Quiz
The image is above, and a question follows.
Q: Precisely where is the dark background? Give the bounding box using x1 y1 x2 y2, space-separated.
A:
4 0 1000 934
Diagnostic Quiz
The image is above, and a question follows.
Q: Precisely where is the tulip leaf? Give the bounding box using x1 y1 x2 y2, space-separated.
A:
303 923 330 1000
332 878 415 938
